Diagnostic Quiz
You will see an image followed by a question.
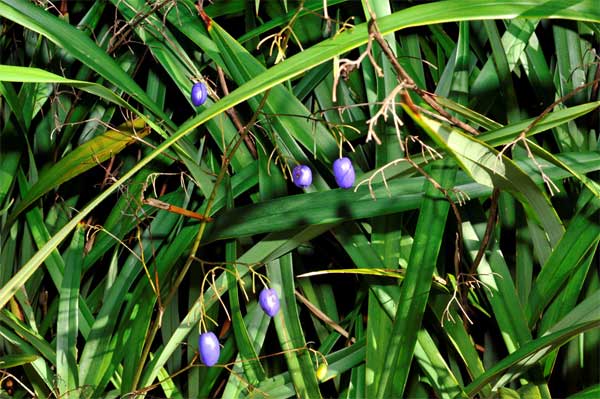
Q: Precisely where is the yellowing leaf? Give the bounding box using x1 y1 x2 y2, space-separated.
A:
7 119 148 226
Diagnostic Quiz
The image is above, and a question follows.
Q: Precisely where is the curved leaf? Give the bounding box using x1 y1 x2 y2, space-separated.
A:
8 118 148 225
405 106 564 247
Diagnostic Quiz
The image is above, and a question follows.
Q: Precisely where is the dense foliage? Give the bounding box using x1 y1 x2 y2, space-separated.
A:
1 0 599 398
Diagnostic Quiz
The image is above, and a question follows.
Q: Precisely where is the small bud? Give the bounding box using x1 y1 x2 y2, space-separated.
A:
259 288 280 317
316 363 328 381
198 332 220 366
333 157 355 189
191 82 208 106
292 165 312 188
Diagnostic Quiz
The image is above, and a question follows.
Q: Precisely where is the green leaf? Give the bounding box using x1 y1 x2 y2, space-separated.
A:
462 215 531 352
472 321 600 396
56 223 84 395
406 107 564 247
526 197 600 327
225 181 266 390
297 268 447 290
479 102 600 146
0 0 171 123
568 384 600 399
3 0 599 316
377 160 456 398
0 354 40 368
8 118 148 226
269 254 322 398
415 329 468 399
17 171 95 338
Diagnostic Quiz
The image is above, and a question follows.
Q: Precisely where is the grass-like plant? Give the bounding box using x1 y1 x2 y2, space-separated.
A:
0 0 599 398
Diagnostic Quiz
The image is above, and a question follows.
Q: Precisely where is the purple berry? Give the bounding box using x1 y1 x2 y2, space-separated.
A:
333 157 355 189
191 82 208 106
259 288 280 317
198 332 220 366
292 165 312 188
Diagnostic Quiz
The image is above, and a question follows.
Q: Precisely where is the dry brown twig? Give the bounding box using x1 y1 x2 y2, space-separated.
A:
365 84 408 145
295 289 357 344
353 135 444 199
109 0 172 53
468 188 500 276
217 67 258 158
367 19 481 136
0 370 35 398
256 5 305 64
332 36 383 103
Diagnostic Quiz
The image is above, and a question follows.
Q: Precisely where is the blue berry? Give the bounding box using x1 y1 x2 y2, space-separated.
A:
191 82 208 106
292 165 312 188
333 157 355 189
259 288 280 317
198 332 220 366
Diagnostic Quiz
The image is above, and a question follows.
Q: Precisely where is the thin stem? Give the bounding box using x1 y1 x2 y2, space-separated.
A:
469 188 500 275
217 66 258 158
132 89 271 390
367 18 481 136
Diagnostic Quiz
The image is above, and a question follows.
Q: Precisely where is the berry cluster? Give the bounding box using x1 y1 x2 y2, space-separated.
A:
199 288 280 367
193 81 354 369
293 157 355 189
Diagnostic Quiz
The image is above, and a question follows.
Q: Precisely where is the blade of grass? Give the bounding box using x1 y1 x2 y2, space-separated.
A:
406 106 565 247
541 246 596 376
482 19 520 123
2 0 600 344
9 118 148 225
78 208 181 393
252 337 367 398
55 223 84 395
0 323 54 393
225 170 266 390
0 0 172 124
0 354 40 369
462 214 532 351
206 18 339 169
207 151 600 241
138 223 335 387
269 253 322 398
17 171 94 338
415 329 468 399
470 18 538 114
526 196 600 327
360 1 406 395
376 160 456 398
464 319 600 397
484 101 600 144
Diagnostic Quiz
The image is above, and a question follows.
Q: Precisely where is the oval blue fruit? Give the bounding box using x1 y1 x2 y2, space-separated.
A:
198 331 220 366
292 165 312 188
259 288 280 317
191 82 208 106
333 157 355 189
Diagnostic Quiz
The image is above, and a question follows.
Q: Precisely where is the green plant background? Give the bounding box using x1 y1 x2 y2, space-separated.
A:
0 0 599 398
